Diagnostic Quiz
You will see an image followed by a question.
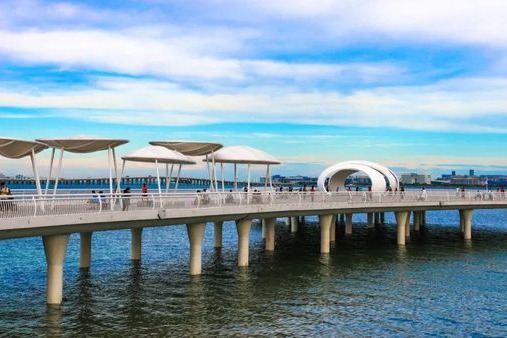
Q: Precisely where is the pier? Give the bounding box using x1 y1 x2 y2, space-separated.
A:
0 190 505 304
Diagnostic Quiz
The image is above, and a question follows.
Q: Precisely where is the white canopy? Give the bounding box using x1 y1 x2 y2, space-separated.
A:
35 138 129 205
36 138 128 153
0 137 48 158
121 146 196 195
203 145 281 191
149 140 222 156
0 137 48 195
122 146 195 164
205 145 281 165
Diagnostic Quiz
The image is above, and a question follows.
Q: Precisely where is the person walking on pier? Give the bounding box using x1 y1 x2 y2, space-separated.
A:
122 187 131 211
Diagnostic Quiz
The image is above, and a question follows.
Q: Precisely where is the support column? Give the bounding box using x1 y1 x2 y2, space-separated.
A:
319 215 333 254
367 213 374 228
187 222 206 275
405 212 411 240
261 219 266 239
236 219 252 266
214 221 223 248
374 212 381 226
339 214 345 226
395 211 408 246
462 209 473 240
380 212 385 225
330 215 336 243
459 210 464 233
131 228 143 261
422 211 427 227
290 216 299 233
43 234 70 305
79 232 92 269
345 214 353 236
265 218 276 251
414 211 421 231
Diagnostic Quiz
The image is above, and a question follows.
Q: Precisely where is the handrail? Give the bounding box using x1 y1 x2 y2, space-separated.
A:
0 190 506 220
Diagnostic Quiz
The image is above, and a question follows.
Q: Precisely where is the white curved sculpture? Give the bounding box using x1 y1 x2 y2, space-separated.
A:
317 161 398 192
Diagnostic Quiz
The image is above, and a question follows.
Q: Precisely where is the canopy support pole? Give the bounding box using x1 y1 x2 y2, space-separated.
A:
211 152 218 192
205 155 212 191
221 162 225 192
52 148 64 196
166 164 174 193
234 163 237 191
30 149 42 196
247 164 251 192
175 164 182 192
44 148 55 195
264 165 269 189
155 159 162 207
108 147 113 210
268 165 273 190
112 147 120 193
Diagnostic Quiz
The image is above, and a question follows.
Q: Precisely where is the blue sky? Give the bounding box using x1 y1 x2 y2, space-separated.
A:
1 0 507 179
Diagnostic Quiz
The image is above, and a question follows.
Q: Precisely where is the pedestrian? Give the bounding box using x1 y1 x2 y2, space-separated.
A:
122 187 131 211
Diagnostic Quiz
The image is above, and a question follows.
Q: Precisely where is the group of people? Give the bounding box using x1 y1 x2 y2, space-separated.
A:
0 182 13 211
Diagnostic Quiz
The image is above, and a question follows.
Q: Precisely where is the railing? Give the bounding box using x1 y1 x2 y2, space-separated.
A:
0 190 506 220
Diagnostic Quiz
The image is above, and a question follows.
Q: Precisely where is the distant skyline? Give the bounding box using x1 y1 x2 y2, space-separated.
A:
1 0 507 179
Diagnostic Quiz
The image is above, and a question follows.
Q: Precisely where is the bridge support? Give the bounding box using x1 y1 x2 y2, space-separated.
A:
405 212 411 240
380 212 385 225
79 232 92 269
414 211 421 231
131 228 143 261
374 212 381 226
236 219 252 266
319 215 333 254
330 215 336 242
395 211 409 246
187 222 206 275
265 218 276 251
290 217 299 233
214 221 223 248
345 214 353 236
367 213 374 228
460 209 473 240
43 234 70 305
261 219 266 239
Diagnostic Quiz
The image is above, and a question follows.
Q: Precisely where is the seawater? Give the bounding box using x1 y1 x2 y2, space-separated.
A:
1 209 507 336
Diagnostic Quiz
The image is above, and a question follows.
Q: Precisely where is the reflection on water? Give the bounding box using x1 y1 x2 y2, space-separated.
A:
1 210 507 336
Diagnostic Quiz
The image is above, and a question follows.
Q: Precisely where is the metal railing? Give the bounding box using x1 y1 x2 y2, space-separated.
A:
0 190 506 220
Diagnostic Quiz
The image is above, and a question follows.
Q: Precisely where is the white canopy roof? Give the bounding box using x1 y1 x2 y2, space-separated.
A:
150 141 223 156
36 138 129 153
0 137 48 159
121 146 196 164
205 145 281 165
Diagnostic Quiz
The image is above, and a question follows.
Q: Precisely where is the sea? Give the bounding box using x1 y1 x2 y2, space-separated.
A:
1 185 507 336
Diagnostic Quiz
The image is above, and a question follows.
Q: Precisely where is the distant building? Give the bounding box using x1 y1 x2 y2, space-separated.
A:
400 173 431 185
469 169 475 176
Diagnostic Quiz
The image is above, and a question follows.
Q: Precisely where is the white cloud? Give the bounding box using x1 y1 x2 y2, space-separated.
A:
1 75 507 132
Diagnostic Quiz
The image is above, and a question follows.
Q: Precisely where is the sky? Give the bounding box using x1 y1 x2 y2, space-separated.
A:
1 0 507 179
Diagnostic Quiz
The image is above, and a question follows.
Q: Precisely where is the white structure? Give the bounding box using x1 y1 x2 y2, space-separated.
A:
204 145 281 191
150 141 223 191
400 173 431 185
121 145 196 194
317 160 399 192
0 137 48 195
36 138 129 198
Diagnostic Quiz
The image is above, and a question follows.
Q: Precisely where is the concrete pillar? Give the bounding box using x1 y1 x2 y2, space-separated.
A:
79 232 92 269
367 213 374 228
374 212 381 226
330 215 336 242
339 214 345 225
395 211 408 246
319 215 333 254
380 212 385 225
261 219 266 239
459 210 465 233
43 234 70 305
462 209 473 240
414 211 421 231
131 228 143 261
290 216 299 233
422 211 427 227
345 214 353 235
236 219 252 266
214 221 223 248
265 218 276 251
186 222 206 275
405 212 411 239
